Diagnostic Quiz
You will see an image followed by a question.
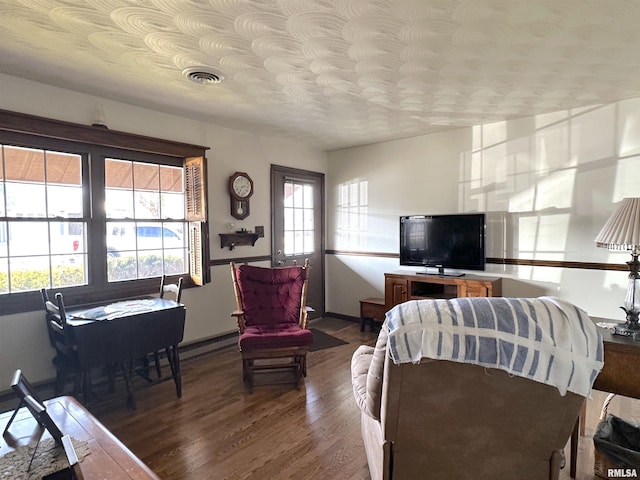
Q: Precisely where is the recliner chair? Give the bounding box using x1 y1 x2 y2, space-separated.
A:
351 296 602 480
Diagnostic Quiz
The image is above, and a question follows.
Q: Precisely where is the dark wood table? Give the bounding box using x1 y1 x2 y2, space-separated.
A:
67 298 186 409
1 395 159 479
592 321 640 397
570 319 640 477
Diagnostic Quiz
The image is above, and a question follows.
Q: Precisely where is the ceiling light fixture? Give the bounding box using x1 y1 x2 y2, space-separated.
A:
182 67 226 85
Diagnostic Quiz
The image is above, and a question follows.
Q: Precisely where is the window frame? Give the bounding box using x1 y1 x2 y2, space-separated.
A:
0 109 210 315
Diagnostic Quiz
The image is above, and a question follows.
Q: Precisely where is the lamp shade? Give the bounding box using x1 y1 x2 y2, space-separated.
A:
595 197 640 251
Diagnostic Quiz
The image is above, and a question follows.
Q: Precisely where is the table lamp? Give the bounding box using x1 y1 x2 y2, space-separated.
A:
595 197 640 338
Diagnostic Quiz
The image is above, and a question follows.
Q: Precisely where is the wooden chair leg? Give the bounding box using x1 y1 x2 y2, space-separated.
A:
81 371 91 404
120 361 136 410
165 345 182 398
242 358 254 393
570 415 579 478
154 351 162 378
579 399 587 436
55 370 66 396
107 363 116 393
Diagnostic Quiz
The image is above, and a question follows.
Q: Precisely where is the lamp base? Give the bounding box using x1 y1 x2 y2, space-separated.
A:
613 307 640 340
613 323 640 340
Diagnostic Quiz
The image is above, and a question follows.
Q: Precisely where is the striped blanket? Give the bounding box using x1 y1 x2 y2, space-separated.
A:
385 296 604 397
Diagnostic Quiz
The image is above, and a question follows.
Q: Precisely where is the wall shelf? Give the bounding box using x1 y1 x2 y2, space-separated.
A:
219 232 260 250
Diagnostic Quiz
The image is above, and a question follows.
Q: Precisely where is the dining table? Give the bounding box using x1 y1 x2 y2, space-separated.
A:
66 297 186 410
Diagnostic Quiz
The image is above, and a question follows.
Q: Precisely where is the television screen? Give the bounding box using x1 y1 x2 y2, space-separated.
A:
399 213 486 274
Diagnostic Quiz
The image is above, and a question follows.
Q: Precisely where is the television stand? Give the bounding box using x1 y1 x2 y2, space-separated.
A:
385 271 502 307
416 266 465 277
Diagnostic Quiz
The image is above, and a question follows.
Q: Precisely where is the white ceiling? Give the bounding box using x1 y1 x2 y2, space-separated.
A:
2 0 640 151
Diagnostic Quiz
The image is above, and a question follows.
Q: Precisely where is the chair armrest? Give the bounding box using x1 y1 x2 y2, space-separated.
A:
300 308 310 328
351 326 389 422
230 310 246 333
351 345 380 420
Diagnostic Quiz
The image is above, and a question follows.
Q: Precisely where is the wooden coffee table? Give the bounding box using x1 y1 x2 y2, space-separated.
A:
1 395 159 479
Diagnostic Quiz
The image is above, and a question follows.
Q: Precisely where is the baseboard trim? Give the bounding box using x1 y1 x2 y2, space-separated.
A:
325 312 360 323
0 331 240 410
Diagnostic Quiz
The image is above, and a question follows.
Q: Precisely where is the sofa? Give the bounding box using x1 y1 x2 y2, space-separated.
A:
351 296 603 480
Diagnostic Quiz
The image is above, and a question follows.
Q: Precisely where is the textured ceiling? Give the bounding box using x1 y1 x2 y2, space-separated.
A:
2 0 640 150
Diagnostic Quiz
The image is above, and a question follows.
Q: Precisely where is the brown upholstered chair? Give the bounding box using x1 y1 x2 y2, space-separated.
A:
351 297 602 480
230 260 313 392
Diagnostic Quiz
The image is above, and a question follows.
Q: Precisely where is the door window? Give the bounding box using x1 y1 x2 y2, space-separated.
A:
283 180 314 256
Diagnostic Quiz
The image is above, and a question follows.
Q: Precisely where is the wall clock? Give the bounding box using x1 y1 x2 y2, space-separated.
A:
229 171 254 220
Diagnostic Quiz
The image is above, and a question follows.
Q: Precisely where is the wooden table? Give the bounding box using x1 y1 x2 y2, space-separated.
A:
570 319 640 477
67 298 186 409
1 395 159 479
592 321 640 397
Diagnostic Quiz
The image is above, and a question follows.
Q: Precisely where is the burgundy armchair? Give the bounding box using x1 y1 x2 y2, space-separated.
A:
230 260 313 392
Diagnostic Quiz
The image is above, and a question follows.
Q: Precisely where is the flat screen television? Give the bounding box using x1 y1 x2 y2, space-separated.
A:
399 213 486 276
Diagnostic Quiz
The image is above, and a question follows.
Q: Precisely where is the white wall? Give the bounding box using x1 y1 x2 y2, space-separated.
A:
326 102 640 322
3 72 640 390
0 73 327 387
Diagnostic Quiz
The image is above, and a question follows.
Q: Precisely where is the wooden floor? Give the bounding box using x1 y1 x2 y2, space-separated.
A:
87 317 640 480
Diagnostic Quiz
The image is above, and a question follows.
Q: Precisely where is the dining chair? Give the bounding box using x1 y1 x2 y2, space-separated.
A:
160 274 183 303
150 275 183 378
40 289 89 401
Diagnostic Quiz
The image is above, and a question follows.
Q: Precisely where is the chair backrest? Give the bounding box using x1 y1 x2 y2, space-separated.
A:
41 289 72 353
159 275 183 303
365 296 599 479
41 289 68 326
231 260 309 327
377 357 584 479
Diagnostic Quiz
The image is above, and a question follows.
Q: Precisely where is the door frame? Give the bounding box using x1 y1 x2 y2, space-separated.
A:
270 164 325 317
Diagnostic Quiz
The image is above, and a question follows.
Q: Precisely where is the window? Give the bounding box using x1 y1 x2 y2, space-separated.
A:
283 179 314 255
336 179 369 249
0 144 87 292
0 110 209 314
105 158 187 281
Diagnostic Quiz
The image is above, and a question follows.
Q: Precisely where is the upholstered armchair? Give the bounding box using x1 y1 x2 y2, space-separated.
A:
230 260 313 392
352 296 603 480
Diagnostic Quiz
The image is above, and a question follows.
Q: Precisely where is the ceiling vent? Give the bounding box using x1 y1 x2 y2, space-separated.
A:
182 67 226 85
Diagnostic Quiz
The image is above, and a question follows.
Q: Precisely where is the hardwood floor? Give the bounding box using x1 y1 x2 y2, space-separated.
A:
87 318 638 480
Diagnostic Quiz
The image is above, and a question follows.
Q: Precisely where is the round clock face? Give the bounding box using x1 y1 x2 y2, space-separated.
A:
232 175 252 198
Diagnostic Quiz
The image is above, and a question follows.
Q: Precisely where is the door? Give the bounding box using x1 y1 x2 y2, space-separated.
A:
271 165 324 319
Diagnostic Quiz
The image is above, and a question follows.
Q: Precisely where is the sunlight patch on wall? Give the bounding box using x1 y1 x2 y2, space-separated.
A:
570 104 615 164
481 120 507 148
618 98 640 157
508 185 535 213
534 110 569 129
514 214 570 282
534 169 576 210
612 155 640 202
336 179 369 250
534 118 569 174
463 104 629 280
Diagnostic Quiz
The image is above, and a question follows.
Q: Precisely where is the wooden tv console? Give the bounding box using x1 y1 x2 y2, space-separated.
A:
384 271 502 309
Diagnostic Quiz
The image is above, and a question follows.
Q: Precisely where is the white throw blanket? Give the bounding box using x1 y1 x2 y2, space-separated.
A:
384 296 604 397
